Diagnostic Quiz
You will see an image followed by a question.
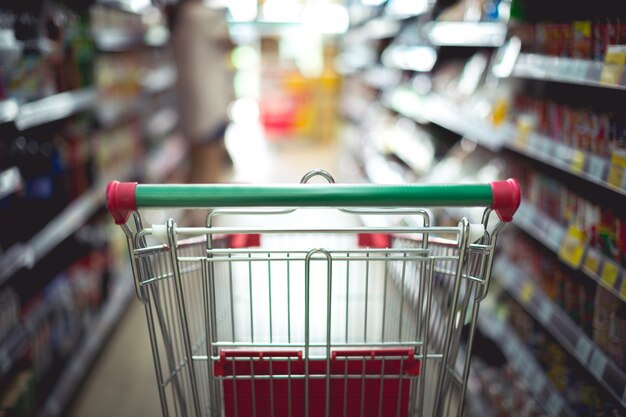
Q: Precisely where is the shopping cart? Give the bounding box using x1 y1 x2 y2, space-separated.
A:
106 170 520 417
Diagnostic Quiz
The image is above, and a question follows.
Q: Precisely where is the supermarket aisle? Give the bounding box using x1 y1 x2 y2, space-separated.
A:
68 130 341 417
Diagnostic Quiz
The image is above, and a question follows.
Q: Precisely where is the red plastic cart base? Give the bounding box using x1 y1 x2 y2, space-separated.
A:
215 349 420 417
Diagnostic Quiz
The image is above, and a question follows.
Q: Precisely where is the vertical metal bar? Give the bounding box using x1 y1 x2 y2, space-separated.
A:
250 357 257 417
166 219 202 417
206 217 219 416
381 253 388 343
345 253 350 344
433 220 469 417
363 252 370 343
360 356 366 417
269 357 275 417
377 357 386 417
287 253 291 344
232 357 239 417
304 253 311 417
343 359 349 417
201 258 216 416
248 253 254 343
324 252 333 417
398 253 407 341
268 253 273 343
417 258 435 417
229 254 235 342
304 249 333 417
143 292 170 416
396 356 404 417
288 357 292 417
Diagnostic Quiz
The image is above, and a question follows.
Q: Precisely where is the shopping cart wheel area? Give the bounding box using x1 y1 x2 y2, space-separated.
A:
106 170 520 417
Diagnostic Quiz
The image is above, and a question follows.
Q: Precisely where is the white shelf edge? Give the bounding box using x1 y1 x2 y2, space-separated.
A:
14 89 97 131
512 53 626 91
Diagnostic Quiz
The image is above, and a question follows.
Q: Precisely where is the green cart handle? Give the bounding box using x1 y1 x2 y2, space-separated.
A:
106 180 520 225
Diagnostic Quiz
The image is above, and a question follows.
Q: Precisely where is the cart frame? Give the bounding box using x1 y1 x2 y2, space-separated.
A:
107 170 520 417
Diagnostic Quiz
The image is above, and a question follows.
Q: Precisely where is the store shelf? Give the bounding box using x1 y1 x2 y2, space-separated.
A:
477 303 576 417
142 66 177 95
145 106 178 138
93 26 169 52
0 167 23 200
360 66 402 90
14 89 97 131
385 87 626 198
514 203 626 303
0 99 19 125
382 87 510 151
37 271 134 417
0 164 135 286
0 326 29 378
494 258 626 408
347 17 402 42
423 21 507 47
506 133 626 197
512 53 626 91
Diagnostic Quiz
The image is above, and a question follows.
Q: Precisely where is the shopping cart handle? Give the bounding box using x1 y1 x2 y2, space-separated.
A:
106 179 520 225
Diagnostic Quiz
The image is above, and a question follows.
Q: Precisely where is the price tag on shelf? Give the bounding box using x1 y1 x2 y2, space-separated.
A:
520 280 534 305
600 259 620 289
589 350 607 380
570 149 586 172
575 337 593 363
515 118 534 146
620 277 626 300
600 46 626 86
582 248 602 279
546 392 564 417
554 143 572 164
538 299 554 324
607 151 626 189
540 139 554 157
528 134 541 153
530 371 547 395
558 225 587 269
586 154 608 181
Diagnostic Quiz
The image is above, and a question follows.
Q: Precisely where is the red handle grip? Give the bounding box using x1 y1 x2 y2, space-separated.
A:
490 178 521 222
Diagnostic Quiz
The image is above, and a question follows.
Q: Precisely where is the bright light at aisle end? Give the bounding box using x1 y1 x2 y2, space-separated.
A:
302 4 349 35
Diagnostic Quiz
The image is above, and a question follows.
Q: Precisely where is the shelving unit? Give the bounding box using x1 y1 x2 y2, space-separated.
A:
15 89 98 131
341 1 626 414
423 21 507 47
0 163 135 286
493 258 626 408
513 204 626 302
0 167 22 201
511 53 626 91
476 302 576 417
36 273 134 417
0 2 182 415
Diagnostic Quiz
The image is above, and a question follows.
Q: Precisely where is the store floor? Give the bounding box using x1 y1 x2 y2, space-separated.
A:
67 126 342 417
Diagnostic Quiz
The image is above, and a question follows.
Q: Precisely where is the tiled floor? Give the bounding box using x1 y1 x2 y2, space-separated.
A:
68 129 343 417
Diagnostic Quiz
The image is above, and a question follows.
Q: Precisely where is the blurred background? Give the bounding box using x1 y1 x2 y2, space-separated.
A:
1 0 626 416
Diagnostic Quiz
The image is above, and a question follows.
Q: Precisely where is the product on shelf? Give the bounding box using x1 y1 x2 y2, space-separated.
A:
1 217 116 414
593 286 626 372
503 296 623 415
508 160 626 268
0 115 96 249
510 0 626 61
